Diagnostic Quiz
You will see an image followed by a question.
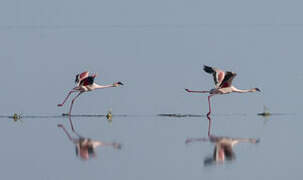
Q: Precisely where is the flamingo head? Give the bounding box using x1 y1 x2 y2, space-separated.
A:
113 142 122 150
113 81 124 87
254 88 261 92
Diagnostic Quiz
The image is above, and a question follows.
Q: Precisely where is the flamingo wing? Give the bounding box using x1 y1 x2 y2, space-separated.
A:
203 65 225 88
79 71 89 79
219 71 237 88
80 76 95 86
75 71 89 84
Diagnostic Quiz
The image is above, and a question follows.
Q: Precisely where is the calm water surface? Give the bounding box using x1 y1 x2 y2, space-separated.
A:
0 113 301 180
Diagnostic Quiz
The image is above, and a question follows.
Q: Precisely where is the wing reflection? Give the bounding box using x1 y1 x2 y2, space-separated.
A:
57 124 121 161
186 116 259 166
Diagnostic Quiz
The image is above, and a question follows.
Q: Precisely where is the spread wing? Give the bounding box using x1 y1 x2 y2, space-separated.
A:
218 71 237 88
79 76 95 86
75 71 89 85
203 65 226 88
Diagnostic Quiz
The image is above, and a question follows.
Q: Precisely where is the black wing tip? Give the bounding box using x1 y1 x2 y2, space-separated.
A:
255 138 261 143
75 74 80 83
203 65 214 74
225 71 235 76
80 76 95 86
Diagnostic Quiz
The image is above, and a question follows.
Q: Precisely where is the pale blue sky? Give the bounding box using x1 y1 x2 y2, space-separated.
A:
1 0 302 115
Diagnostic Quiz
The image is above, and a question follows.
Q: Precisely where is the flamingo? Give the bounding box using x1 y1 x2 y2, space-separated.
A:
186 135 259 164
208 136 259 165
57 124 121 160
185 65 260 116
185 116 260 165
57 71 123 129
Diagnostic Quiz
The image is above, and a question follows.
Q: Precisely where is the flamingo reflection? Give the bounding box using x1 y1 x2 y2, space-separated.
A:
186 116 259 165
57 124 121 160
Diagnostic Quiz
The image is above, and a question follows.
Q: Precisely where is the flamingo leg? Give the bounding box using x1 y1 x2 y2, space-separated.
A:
185 137 209 144
57 124 74 142
68 92 83 131
57 90 77 107
207 95 213 117
69 121 83 138
207 115 212 137
185 89 209 93
69 92 83 115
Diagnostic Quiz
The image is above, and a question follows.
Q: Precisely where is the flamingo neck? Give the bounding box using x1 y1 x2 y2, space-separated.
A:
93 83 114 89
231 86 257 93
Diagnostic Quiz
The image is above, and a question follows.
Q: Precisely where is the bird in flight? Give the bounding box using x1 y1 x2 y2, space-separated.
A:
185 65 260 117
57 71 123 117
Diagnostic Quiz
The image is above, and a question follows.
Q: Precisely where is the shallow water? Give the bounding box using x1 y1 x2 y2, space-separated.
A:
0 113 301 180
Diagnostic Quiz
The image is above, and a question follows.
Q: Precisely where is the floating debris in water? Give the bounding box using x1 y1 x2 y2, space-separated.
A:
9 113 22 122
258 106 271 117
62 113 69 117
106 110 112 121
257 112 271 117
